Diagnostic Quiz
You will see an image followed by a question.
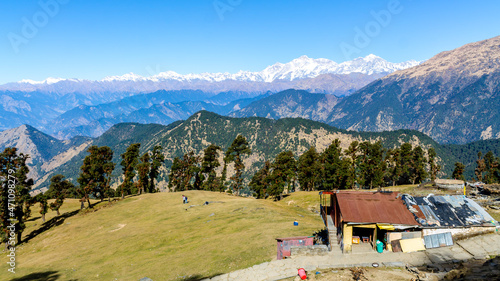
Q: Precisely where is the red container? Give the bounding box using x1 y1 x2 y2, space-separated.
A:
298 268 307 280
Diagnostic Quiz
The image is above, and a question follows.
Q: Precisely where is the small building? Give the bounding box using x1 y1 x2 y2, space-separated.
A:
320 191 420 253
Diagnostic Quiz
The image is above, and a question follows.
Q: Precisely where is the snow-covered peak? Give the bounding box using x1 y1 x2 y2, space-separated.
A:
101 72 145 82
19 77 66 85
11 55 422 87
364 54 382 61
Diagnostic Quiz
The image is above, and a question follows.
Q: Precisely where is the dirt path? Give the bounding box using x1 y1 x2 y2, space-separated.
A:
203 233 500 281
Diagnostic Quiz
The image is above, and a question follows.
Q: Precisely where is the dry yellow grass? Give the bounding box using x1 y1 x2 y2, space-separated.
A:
1 191 323 281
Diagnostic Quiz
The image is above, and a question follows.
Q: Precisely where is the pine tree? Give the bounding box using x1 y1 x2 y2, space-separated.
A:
475 152 486 182
136 152 151 195
249 161 271 199
168 157 185 192
268 151 296 200
358 141 386 189
225 135 251 195
410 146 427 184
321 139 345 190
78 146 115 206
0 147 33 245
345 141 359 189
298 146 321 191
148 145 164 193
47 174 74 215
386 148 401 186
167 151 201 191
398 143 413 184
119 143 140 198
427 147 440 182
220 157 228 192
484 151 500 183
36 194 49 223
187 151 203 190
452 162 465 181
201 144 221 191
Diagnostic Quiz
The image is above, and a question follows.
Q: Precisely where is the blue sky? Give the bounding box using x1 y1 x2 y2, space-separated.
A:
1 0 499 84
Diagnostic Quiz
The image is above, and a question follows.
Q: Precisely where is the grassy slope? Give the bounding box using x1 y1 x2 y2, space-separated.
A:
2 191 323 281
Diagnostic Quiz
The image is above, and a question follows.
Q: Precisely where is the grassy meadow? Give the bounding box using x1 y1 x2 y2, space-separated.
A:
3 186 498 280
1 191 323 281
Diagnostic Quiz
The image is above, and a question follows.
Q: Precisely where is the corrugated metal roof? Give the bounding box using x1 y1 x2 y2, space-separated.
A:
336 191 419 226
402 195 497 227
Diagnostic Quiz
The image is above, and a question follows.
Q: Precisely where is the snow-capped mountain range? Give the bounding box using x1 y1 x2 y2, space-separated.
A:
1 55 420 93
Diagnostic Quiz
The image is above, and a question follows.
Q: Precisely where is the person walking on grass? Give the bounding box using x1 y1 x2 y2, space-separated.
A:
182 195 188 204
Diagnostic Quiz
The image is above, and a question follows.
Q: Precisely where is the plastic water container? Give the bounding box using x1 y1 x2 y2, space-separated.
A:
293 220 298 226
376 240 384 253
298 268 307 280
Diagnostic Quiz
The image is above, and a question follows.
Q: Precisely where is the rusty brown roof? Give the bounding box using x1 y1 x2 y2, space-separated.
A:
335 191 419 226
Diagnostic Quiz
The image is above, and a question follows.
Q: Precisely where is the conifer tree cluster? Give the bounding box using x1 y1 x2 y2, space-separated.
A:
250 139 440 200
168 135 252 194
116 144 165 198
471 151 500 183
0 148 33 244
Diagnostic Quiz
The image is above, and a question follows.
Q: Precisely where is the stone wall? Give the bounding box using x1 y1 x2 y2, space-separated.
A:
290 245 329 257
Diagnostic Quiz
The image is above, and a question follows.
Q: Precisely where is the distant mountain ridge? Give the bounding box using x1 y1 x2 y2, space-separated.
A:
0 54 418 135
230 90 339 122
1 55 420 94
231 36 500 144
0 125 91 181
3 111 498 193
49 92 269 139
326 35 500 144
27 111 442 191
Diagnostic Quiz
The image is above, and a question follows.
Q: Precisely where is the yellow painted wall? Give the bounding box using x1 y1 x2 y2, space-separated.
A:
343 224 352 253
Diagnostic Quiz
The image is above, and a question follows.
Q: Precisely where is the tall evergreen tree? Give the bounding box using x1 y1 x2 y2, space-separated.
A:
148 145 164 192
168 151 201 191
47 174 74 215
225 135 251 195
358 141 386 189
321 139 349 190
386 148 401 186
427 147 440 182
398 143 413 185
298 146 322 191
220 156 228 192
452 162 466 181
187 151 203 190
168 157 185 192
102 151 115 201
484 151 500 183
410 146 428 184
78 146 115 206
249 160 271 199
345 141 359 189
201 144 221 191
119 143 140 198
136 152 151 194
36 193 49 223
475 151 486 182
268 151 296 200
0 147 33 245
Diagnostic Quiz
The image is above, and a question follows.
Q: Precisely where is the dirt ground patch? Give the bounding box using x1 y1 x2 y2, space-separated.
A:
285 267 436 281
443 256 500 280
